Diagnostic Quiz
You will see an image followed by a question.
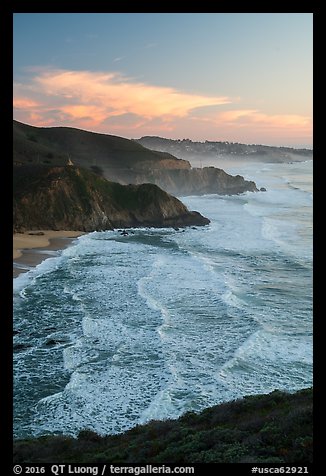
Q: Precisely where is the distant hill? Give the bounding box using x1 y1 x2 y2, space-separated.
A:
13 387 312 464
136 166 258 195
136 136 313 164
13 165 209 232
13 121 259 196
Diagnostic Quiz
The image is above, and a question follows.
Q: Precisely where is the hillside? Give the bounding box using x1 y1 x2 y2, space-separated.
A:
13 165 209 232
13 387 312 464
13 121 259 195
136 136 313 164
13 120 191 172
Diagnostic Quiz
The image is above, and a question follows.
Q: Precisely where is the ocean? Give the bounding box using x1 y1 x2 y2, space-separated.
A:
13 159 313 439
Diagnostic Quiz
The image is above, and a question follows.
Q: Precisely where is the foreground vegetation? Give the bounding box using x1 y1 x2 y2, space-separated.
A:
14 388 312 463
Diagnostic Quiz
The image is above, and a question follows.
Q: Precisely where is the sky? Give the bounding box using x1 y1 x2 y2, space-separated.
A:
13 13 313 148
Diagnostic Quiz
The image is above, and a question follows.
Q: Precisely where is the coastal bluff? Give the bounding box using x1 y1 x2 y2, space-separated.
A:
130 166 258 196
13 165 210 232
13 120 259 196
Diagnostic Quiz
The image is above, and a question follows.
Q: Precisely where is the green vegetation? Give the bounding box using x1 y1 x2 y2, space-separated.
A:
27 133 38 143
13 164 208 232
13 388 312 464
13 120 260 195
90 165 104 176
13 120 189 171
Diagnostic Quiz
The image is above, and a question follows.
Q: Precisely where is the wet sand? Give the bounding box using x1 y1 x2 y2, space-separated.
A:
13 231 84 278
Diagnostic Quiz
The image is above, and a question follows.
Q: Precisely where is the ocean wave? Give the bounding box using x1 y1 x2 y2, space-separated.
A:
14 160 313 439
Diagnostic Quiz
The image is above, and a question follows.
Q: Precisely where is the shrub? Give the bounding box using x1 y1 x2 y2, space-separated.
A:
78 429 103 442
27 133 38 142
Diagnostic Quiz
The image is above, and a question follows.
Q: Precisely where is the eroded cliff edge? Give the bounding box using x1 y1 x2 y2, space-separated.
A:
13 121 259 196
126 166 258 196
13 165 210 232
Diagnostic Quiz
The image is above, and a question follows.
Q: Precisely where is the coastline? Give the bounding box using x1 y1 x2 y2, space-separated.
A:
13 230 84 278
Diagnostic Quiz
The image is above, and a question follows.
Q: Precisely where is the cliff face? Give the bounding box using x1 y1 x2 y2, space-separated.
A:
13 166 210 232
124 167 258 196
13 121 259 195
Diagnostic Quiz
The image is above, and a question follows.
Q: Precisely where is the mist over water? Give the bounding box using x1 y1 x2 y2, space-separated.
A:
13 160 312 438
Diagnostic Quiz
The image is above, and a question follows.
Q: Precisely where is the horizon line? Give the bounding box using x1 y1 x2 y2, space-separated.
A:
13 118 313 151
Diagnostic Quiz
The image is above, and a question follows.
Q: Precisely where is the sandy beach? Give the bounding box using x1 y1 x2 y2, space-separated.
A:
13 230 84 278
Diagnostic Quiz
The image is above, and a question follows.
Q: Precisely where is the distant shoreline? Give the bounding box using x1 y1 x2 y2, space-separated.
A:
13 230 84 278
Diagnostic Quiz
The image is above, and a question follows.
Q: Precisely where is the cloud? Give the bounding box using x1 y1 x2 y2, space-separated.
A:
13 97 42 109
213 110 312 145
13 68 230 129
215 109 311 129
13 68 312 145
113 56 125 63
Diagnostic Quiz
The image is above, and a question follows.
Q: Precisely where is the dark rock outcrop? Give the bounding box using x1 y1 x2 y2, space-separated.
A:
13 165 210 232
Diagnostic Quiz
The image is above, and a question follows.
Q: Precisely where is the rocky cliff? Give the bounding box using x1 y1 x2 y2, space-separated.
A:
13 121 259 195
13 165 210 232
122 166 258 196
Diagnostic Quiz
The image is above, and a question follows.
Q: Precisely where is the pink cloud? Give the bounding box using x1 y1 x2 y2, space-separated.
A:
13 68 232 136
215 109 311 129
13 68 312 146
30 68 230 121
13 97 41 109
183 109 312 144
